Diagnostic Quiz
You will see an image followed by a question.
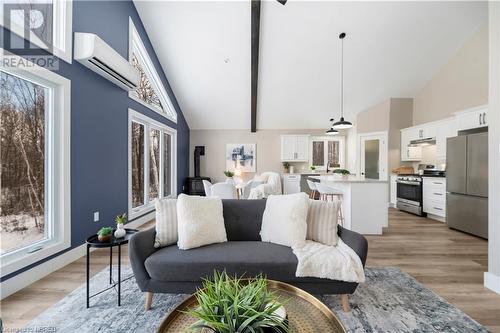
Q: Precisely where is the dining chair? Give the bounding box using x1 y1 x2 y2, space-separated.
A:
202 180 213 197
210 183 237 199
241 180 263 199
306 180 318 199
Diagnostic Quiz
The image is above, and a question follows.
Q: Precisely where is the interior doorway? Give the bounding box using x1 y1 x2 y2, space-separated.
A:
358 131 388 181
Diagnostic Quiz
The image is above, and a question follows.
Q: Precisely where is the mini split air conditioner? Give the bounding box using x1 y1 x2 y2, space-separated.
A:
74 32 140 91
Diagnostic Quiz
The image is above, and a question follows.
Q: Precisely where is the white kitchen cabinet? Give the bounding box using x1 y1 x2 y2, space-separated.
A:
282 174 301 194
455 105 488 131
435 118 457 160
390 174 398 207
423 177 446 220
280 135 309 162
401 128 422 161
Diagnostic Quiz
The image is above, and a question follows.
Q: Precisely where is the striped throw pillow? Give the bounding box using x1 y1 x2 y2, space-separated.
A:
154 198 178 248
306 199 339 246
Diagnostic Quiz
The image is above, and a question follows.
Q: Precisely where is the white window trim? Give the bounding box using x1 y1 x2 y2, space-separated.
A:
128 108 177 220
0 49 71 277
309 136 346 170
128 18 177 123
0 0 73 64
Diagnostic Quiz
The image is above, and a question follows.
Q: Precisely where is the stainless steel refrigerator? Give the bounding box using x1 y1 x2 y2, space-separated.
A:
446 132 488 239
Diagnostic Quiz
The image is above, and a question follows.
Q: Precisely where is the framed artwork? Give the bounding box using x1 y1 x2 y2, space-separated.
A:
225 143 256 172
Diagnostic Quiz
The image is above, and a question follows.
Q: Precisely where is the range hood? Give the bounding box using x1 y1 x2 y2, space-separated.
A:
409 137 436 146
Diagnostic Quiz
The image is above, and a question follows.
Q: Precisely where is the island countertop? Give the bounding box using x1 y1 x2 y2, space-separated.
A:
308 175 388 183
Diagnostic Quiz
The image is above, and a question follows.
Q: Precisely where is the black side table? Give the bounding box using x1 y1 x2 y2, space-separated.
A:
86 228 138 308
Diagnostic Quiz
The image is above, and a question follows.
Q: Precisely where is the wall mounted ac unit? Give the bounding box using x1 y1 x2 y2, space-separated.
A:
74 32 140 91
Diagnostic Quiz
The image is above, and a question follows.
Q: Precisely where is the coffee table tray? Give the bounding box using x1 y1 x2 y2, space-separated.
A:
157 280 346 333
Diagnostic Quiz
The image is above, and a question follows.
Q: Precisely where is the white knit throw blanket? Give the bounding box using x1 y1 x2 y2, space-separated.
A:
292 239 366 283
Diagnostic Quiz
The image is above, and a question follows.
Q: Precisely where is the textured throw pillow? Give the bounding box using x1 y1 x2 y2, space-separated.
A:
176 194 227 250
306 199 339 246
260 192 309 247
154 198 178 248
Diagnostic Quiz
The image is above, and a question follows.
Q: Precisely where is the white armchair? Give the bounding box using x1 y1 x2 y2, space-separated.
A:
248 172 282 199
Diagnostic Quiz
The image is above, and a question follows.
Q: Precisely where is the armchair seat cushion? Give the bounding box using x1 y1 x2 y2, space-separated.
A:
144 241 327 283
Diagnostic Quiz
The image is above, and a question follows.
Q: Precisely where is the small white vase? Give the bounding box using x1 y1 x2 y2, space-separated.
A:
225 177 235 185
114 224 126 238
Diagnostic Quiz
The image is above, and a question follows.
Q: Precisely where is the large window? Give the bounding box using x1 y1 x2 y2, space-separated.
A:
310 136 345 170
129 109 176 219
128 18 177 122
0 0 73 63
0 50 70 276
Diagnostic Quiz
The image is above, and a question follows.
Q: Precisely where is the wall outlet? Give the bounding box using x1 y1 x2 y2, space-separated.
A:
93 211 99 222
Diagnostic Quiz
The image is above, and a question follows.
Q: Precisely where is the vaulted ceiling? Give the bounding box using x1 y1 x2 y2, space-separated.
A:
134 1 487 130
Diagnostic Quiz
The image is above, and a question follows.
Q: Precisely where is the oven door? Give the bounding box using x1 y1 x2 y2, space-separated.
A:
396 180 422 205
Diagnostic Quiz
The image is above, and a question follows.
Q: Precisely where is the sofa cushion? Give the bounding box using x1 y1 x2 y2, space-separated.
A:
222 199 266 241
144 241 323 283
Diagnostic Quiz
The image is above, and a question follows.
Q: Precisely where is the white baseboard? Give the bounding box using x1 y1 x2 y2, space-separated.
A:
427 214 445 223
0 211 154 300
484 271 500 294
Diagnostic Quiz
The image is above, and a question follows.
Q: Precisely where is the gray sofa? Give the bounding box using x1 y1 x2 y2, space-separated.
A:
129 199 368 311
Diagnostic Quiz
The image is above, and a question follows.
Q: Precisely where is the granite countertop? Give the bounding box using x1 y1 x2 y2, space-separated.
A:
308 175 388 183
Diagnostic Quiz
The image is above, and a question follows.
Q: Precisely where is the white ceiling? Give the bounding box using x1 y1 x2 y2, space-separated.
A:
134 1 487 130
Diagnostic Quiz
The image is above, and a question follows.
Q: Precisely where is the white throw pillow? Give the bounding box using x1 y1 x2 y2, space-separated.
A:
260 193 309 247
176 194 227 250
306 199 339 246
154 198 178 248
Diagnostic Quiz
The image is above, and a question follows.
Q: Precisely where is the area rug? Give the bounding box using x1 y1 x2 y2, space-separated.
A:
22 266 489 333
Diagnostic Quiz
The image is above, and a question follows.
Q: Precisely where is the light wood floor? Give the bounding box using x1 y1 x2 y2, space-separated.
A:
1 210 499 332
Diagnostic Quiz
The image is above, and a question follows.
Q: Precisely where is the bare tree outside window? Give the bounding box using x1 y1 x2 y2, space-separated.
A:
1 71 46 254
163 133 171 197
131 53 164 112
312 141 324 166
131 121 144 208
328 141 340 167
149 129 160 200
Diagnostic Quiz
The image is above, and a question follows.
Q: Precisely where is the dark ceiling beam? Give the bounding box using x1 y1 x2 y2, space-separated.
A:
250 0 261 133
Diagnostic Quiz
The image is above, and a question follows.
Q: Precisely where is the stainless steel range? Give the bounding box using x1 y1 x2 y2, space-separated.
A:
396 174 424 216
396 164 446 216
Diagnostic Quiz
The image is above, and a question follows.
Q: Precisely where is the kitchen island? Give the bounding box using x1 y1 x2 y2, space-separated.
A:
309 175 388 235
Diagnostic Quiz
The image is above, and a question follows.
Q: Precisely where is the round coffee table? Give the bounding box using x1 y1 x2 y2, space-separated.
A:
156 280 346 333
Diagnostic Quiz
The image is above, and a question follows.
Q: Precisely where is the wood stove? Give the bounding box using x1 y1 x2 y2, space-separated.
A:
185 146 211 195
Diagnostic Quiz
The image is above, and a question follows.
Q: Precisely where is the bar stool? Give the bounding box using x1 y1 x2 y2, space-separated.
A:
315 183 345 227
306 180 318 199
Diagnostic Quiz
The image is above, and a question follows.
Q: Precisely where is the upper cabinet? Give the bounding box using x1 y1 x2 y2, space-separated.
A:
454 105 488 131
400 119 456 162
435 118 457 160
401 128 422 161
281 135 309 162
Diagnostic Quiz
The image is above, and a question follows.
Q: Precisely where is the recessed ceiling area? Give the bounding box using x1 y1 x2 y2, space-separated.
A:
134 1 487 130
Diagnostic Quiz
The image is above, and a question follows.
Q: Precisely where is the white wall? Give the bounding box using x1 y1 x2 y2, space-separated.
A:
486 2 500 294
189 129 350 183
413 24 488 125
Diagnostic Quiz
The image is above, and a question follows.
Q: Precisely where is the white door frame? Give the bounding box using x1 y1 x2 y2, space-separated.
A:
357 131 388 181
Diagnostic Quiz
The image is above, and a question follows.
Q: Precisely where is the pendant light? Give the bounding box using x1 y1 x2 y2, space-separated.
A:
332 32 353 130
325 118 339 135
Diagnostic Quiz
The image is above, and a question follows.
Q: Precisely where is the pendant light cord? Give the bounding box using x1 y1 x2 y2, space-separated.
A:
340 33 344 119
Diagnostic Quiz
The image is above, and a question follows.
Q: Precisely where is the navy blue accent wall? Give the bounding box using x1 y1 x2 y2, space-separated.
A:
1 0 190 281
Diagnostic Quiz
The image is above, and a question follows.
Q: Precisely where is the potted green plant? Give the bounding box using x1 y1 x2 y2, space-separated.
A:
97 227 113 242
187 272 290 333
333 168 350 179
223 170 235 185
114 213 127 238
282 162 290 173
309 165 317 173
